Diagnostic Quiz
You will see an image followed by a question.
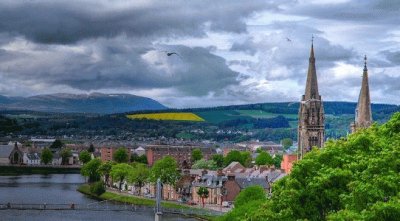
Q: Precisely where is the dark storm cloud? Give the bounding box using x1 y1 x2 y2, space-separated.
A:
0 0 278 44
0 37 238 96
287 0 400 24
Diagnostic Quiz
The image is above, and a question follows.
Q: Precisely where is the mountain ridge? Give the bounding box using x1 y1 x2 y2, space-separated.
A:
0 93 167 114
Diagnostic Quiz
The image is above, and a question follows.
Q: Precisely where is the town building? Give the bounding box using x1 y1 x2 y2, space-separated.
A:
281 154 297 174
100 147 131 162
351 56 372 133
145 145 214 168
298 40 325 159
0 142 23 165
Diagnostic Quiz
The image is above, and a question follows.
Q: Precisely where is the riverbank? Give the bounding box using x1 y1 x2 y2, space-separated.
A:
0 165 81 175
77 184 218 221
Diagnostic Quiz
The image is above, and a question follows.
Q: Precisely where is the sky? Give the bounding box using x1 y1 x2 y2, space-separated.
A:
0 0 399 108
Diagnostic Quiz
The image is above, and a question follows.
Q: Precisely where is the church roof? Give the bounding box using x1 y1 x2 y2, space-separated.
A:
355 55 372 126
0 145 14 158
304 42 320 100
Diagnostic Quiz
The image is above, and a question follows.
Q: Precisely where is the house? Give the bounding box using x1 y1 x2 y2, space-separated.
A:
0 143 23 165
23 152 41 165
281 154 297 174
192 170 227 205
133 146 146 156
52 153 62 165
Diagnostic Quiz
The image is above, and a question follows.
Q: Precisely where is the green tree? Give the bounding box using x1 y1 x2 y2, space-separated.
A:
98 161 114 186
110 163 133 191
191 159 218 170
224 150 242 166
113 148 129 163
131 153 148 164
191 148 203 163
273 155 283 168
221 113 400 221
81 158 101 182
234 185 266 208
79 150 91 164
90 181 105 196
127 163 150 195
255 151 274 166
41 148 53 165
240 151 252 167
88 144 95 153
212 154 224 168
50 139 64 149
60 148 72 165
197 187 209 208
281 138 293 149
149 156 180 185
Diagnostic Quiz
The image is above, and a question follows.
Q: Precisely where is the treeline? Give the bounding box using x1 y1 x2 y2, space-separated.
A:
0 115 22 134
218 115 290 129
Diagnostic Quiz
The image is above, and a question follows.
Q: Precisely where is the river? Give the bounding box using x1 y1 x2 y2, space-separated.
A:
0 174 197 221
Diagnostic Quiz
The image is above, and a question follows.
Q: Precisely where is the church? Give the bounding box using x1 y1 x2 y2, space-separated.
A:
297 42 372 160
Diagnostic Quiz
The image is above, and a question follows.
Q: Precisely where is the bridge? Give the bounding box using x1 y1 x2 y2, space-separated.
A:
0 200 223 217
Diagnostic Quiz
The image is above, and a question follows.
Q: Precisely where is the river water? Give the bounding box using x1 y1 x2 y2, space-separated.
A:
0 174 197 221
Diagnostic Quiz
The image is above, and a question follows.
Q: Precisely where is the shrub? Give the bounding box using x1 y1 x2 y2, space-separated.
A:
90 181 105 196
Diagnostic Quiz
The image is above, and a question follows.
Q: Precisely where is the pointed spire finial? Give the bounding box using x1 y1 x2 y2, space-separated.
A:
364 55 367 71
311 34 314 45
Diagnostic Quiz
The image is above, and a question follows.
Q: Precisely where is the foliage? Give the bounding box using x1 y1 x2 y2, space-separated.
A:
149 156 180 185
281 138 293 149
90 181 105 196
191 148 203 162
240 151 252 167
130 153 148 164
127 112 205 121
50 139 64 149
273 155 283 169
212 154 224 168
221 112 400 221
255 151 274 166
191 159 218 170
127 163 150 195
234 185 267 208
60 148 72 165
113 148 129 163
224 150 242 166
98 161 114 186
81 158 102 182
110 163 133 190
0 115 21 134
79 150 91 164
41 148 53 165
197 186 209 208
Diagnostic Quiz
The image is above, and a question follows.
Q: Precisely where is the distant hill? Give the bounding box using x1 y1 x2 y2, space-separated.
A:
0 93 167 114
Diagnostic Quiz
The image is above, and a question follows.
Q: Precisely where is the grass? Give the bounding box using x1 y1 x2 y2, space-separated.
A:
127 112 205 122
195 110 249 123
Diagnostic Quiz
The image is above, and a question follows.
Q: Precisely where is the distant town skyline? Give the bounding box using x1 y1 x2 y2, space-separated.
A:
0 0 399 108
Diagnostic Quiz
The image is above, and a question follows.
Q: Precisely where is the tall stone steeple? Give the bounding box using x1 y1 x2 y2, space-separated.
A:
298 39 325 160
351 55 372 132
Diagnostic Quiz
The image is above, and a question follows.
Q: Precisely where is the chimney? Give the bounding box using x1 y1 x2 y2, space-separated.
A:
227 173 235 181
201 169 208 176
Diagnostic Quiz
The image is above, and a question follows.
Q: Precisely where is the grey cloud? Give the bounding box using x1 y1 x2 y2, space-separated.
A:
0 0 279 44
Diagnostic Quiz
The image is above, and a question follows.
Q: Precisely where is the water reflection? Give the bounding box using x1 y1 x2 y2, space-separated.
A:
0 174 197 221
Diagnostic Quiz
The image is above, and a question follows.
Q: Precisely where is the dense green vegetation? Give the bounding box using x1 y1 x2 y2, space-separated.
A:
1 102 398 142
219 112 400 221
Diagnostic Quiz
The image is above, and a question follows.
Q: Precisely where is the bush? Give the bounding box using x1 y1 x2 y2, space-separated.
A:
90 181 105 196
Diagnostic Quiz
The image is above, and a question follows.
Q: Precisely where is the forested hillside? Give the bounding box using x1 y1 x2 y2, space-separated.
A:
220 112 400 221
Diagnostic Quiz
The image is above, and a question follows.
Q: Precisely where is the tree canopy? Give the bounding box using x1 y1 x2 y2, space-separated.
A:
212 154 224 168
234 185 267 208
60 148 72 165
191 159 218 170
191 148 203 163
255 151 274 166
41 148 53 165
127 163 150 195
110 163 133 190
149 156 180 185
220 112 400 221
81 158 101 182
113 148 129 163
79 150 91 164
50 139 64 149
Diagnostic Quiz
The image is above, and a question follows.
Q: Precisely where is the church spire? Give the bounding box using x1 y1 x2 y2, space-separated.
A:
304 38 319 100
355 55 372 129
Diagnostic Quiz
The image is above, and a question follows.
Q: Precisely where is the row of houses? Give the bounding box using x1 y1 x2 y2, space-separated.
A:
114 162 285 206
0 142 80 166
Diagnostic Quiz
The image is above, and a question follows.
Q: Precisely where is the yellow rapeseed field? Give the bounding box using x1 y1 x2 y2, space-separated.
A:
126 112 205 122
